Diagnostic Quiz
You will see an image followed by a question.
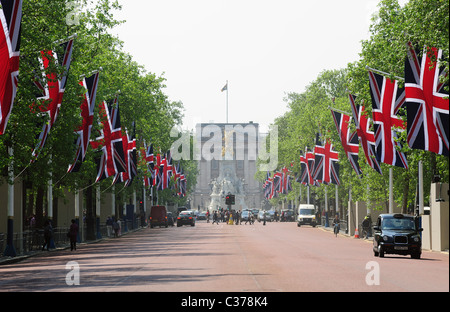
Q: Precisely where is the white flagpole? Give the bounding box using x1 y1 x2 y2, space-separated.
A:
389 167 393 213
226 80 229 123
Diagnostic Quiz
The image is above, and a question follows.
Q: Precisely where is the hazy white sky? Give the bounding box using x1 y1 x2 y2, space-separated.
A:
110 0 406 133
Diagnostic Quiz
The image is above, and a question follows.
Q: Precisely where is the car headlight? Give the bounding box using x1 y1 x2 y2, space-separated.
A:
412 236 420 242
382 235 390 242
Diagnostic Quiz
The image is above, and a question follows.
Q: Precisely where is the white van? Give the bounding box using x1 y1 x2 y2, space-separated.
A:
297 204 317 227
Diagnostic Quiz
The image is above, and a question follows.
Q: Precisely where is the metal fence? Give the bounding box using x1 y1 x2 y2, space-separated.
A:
1 217 143 259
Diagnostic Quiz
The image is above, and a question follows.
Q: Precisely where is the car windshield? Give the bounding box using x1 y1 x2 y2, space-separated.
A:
299 209 315 215
180 211 192 216
381 217 416 231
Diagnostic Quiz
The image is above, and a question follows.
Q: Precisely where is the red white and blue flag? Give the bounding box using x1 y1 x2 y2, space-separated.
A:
90 97 126 182
67 72 100 173
0 0 22 135
114 124 137 186
31 38 74 162
349 94 383 175
405 43 449 156
313 134 340 185
368 70 409 168
331 109 362 177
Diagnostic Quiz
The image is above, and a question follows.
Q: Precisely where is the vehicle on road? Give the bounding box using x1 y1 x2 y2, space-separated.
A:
297 204 317 227
197 211 207 220
281 209 295 222
177 211 196 227
150 206 168 228
373 213 422 259
257 210 271 222
167 211 175 226
241 210 251 222
251 209 259 219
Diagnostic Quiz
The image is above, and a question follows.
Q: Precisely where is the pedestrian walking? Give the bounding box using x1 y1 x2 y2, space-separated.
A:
42 220 53 251
106 216 113 237
212 211 219 225
113 218 120 237
333 215 340 237
69 219 79 251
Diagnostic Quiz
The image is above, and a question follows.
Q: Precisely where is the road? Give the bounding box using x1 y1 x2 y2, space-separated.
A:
0 220 448 292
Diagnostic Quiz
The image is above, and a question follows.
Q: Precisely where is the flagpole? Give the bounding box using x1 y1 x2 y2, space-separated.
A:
226 80 229 123
365 65 404 81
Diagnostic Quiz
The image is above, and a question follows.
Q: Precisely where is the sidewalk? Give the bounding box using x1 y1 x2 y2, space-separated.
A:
0 226 147 265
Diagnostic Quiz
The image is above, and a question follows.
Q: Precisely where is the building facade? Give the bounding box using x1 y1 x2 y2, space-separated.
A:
191 122 264 212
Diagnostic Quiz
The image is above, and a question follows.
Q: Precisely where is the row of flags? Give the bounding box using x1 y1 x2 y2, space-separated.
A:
333 43 448 179
0 1 187 196
263 43 448 197
263 166 293 200
141 144 187 197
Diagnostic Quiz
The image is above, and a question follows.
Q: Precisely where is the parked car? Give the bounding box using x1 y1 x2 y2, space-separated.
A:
373 213 422 259
177 211 196 227
297 204 317 227
150 205 168 228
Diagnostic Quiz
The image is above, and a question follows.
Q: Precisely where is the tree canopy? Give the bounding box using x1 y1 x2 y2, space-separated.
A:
0 0 197 209
259 0 449 213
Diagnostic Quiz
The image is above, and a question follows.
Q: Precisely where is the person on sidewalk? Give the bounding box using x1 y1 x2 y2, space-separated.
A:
69 219 79 251
42 220 53 251
332 215 340 237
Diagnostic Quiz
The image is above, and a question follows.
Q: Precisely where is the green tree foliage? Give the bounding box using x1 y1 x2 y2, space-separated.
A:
260 0 448 213
0 0 197 208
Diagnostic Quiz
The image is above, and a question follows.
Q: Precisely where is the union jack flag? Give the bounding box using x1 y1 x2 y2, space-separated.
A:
90 97 126 182
31 38 74 162
331 109 362 177
305 149 319 186
349 94 382 175
161 150 173 190
280 166 292 194
297 154 308 185
405 43 449 156
368 70 409 168
313 134 340 185
177 167 186 198
67 72 100 173
0 0 22 135
114 124 137 186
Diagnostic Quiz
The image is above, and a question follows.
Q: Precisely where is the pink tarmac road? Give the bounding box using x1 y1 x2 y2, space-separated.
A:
0 221 448 292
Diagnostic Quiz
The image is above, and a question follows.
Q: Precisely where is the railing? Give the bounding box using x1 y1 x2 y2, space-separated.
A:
1 217 144 259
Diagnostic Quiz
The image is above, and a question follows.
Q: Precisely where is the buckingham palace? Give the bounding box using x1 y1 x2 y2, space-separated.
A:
191 122 265 212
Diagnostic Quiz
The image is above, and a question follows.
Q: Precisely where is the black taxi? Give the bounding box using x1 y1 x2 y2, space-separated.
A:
373 213 422 259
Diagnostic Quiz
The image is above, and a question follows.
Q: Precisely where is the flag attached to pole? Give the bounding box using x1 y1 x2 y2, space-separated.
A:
68 71 100 173
349 94 383 175
368 70 408 168
221 82 228 92
405 43 449 156
331 109 362 177
90 97 126 182
31 37 75 162
0 0 22 135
